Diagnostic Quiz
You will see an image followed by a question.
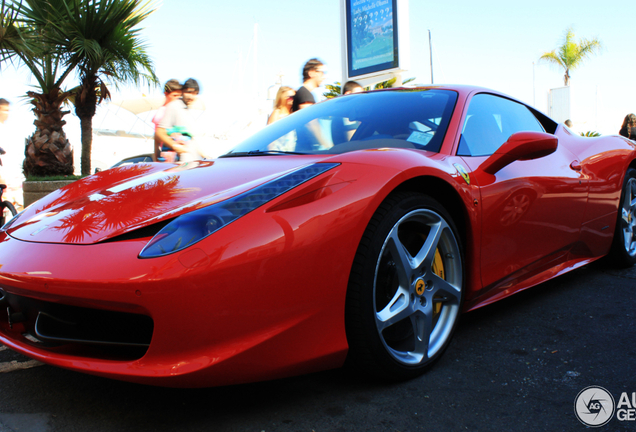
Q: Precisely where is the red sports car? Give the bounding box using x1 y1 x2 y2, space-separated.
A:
0 85 635 387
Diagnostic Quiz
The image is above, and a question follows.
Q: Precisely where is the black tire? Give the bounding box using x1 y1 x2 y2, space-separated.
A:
1 201 16 226
609 168 636 267
345 192 464 380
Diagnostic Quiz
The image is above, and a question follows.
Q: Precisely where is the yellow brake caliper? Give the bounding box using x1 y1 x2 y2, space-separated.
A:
431 248 445 315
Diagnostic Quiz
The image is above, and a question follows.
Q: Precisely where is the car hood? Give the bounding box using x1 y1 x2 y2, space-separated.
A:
7 157 329 245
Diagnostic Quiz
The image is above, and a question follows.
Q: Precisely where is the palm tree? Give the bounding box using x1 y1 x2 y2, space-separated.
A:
0 0 76 177
37 0 159 175
539 27 602 86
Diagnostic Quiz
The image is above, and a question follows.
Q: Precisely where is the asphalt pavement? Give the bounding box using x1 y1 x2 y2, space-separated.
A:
1 259 635 431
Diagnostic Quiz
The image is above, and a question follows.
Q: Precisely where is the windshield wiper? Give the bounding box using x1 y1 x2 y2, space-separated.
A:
221 149 308 157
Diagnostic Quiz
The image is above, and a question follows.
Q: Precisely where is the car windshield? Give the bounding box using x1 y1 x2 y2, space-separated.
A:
223 89 458 157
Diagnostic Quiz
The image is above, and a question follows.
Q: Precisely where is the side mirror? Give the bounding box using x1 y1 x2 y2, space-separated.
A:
480 131 558 175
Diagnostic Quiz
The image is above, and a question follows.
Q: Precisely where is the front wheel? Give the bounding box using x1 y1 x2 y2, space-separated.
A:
609 168 636 267
345 192 464 380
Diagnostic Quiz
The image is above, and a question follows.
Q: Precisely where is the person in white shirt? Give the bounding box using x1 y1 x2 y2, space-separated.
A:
155 78 207 162
152 79 182 161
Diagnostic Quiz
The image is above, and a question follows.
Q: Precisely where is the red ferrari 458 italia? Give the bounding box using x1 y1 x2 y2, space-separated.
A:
1 85 635 387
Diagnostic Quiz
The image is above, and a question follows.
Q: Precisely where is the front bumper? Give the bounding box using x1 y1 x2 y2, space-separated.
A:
0 197 353 387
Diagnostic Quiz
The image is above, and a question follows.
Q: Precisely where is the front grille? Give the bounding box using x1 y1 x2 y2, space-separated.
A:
0 288 153 361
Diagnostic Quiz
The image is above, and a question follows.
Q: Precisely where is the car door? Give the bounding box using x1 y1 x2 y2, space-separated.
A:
457 93 588 291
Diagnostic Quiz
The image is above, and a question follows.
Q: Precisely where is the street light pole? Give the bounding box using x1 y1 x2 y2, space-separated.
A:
533 61 535 107
428 29 434 84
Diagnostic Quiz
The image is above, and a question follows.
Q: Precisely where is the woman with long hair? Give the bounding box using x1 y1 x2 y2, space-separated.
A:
619 113 636 139
267 86 295 124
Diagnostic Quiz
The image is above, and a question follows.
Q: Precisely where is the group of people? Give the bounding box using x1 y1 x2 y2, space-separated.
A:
267 58 363 125
152 78 208 162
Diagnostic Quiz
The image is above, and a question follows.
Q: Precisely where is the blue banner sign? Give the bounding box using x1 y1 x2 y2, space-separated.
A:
346 0 399 77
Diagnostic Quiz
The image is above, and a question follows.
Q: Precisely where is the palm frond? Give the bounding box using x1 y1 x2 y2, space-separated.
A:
0 0 35 64
539 50 565 69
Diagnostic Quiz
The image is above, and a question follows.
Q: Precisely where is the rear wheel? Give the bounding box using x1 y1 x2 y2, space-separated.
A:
345 192 464 380
610 168 636 267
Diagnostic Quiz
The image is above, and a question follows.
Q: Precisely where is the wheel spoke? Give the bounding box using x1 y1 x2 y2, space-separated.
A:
410 308 432 360
624 227 634 252
622 182 636 253
412 220 444 272
385 228 414 288
427 274 462 304
376 287 412 331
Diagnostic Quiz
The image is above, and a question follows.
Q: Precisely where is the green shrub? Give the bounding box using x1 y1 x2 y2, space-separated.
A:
580 131 601 137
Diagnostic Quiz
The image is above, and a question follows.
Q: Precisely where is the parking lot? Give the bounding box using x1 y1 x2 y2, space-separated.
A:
1 260 635 432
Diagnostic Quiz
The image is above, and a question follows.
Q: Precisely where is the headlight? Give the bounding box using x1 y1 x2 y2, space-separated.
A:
139 163 339 258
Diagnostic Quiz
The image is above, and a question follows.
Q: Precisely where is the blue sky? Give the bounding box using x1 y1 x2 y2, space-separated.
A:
0 0 633 140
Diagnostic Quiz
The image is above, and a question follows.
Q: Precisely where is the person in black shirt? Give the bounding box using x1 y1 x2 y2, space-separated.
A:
619 113 636 139
291 58 326 112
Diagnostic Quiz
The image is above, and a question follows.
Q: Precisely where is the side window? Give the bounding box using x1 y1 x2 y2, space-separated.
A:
457 94 545 157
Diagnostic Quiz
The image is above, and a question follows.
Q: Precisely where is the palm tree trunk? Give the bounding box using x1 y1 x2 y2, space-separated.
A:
75 74 98 176
23 89 74 177
79 114 93 176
